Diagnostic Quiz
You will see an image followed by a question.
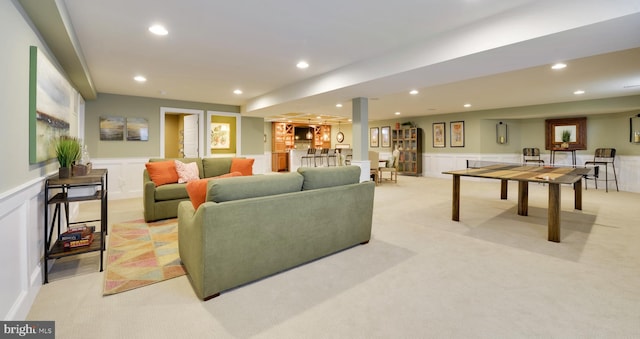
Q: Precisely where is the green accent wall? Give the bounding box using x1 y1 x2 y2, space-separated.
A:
84 93 240 158
370 95 640 156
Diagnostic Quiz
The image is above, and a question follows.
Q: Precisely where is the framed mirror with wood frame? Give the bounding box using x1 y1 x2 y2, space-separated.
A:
545 117 587 150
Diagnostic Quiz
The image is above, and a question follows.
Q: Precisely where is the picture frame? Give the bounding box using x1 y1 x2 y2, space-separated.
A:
29 46 76 163
370 127 379 148
432 122 446 148
544 117 587 150
450 121 465 147
126 117 149 141
381 126 391 147
211 122 231 149
99 116 125 141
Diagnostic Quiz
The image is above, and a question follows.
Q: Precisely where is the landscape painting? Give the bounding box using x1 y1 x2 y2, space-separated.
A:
29 46 76 164
100 116 125 141
126 117 149 141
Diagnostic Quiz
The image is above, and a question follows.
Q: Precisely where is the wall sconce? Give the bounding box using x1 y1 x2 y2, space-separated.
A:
496 121 508 144
630 113 640 143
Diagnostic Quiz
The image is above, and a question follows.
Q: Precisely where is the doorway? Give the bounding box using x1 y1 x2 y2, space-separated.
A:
160 107 204 158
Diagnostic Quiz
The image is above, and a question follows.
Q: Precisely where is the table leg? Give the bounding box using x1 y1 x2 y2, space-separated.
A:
574 179 582 210
548 183 561 242
518 181 528 216
452 175 460 221
500 180 508 200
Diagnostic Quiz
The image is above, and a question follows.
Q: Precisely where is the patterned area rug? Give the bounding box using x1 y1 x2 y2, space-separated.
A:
103 218 185 296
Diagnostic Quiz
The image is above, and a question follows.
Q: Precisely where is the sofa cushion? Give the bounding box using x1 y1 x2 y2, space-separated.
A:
185 172 244 209
155 183 189 201
230 158 254 176
202 158 233 178
145 161 179 186
149 158 203 178
207 172 303 203
175 160 200 183
297 166 361 190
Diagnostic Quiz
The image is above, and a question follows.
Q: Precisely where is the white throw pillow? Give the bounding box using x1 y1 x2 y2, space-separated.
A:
175 160 200 183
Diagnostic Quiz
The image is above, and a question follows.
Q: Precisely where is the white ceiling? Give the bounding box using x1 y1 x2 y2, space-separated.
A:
45 1 640 122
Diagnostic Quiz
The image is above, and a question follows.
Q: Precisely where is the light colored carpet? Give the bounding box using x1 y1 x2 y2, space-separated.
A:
103 218 185 296
28 175 640 338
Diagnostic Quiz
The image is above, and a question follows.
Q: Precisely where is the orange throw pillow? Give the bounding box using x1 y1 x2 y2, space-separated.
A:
230 158 255 176
186 172 243 209
145 161 179 186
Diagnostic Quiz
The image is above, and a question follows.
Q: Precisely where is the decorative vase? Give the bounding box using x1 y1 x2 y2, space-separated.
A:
59 167 71 179
561 142 569 149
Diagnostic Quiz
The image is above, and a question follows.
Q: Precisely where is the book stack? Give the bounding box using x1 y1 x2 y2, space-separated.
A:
59 224 95 250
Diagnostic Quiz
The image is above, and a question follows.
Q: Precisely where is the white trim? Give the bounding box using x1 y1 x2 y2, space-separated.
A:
206 111 242 157
159 107 205 158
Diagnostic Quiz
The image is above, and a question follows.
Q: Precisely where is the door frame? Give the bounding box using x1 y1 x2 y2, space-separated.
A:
160 107 205 158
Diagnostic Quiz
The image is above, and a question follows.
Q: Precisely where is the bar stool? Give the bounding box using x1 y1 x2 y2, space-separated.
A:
300 148 315 167
584 148 618 192
315 148 329 166
327 149 337 166
522 148 544 166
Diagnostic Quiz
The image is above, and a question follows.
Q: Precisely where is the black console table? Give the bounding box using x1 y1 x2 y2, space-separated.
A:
43 169 108 283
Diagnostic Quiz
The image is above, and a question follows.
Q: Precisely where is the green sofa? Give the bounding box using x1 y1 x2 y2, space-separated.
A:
178 166 375 300
143 157 236 222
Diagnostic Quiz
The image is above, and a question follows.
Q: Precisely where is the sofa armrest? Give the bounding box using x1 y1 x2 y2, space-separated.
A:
143 170 156 222
177 201 206 298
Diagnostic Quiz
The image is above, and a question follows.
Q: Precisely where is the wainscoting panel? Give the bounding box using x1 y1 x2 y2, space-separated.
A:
0 178 45 320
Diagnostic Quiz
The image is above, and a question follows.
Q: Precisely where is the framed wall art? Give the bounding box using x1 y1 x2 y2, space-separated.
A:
126 117 149 141
450 121 465 147
211 122 230 149
370 127 379 148
381 126 391 147
99 116 125 141
29 46 77 163
432 122 446 148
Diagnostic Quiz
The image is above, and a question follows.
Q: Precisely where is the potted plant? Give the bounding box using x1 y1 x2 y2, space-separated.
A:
55 136 81 178
561 130 571 148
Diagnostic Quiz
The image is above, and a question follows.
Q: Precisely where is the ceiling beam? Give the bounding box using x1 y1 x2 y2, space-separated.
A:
18 0 97 100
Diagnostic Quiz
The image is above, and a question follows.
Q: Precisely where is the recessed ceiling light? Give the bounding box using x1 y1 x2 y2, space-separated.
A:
574 90 585 95
394 112 401 115
233 89 243 95
296 61 309 69
134 75 147 82
148 25 168 36
409 90 419 95
336 103 343 108
464 103 471 108
551 63 567 70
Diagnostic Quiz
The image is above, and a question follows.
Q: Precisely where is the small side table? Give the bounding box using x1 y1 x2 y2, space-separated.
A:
43 169 108 283
550 149 577 167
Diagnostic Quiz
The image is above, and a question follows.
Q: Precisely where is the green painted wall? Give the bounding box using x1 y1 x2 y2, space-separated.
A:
1 0 61 193
370 95 640 156
241 117 265 155
84 93 240 158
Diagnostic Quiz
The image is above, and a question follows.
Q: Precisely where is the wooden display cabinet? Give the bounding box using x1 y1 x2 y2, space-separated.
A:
272 122 294 171
392 126 422 176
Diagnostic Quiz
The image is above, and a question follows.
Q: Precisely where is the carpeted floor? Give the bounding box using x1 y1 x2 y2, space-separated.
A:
28 175 640 338
103 218 185 295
